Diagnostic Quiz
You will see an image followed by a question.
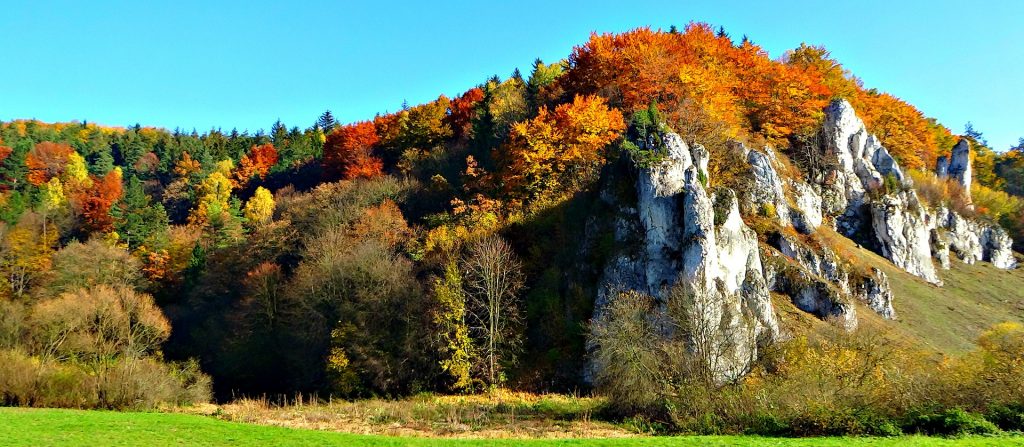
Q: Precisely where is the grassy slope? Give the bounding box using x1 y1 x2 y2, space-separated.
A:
1 408 1020 447
817 228 1024 355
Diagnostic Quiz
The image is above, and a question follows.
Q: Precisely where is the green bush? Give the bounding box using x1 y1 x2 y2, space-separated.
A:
904 408 999 436
986 404 1024 432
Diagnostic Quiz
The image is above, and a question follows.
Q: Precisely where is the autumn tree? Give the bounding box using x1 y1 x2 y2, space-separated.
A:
244 186 275 225
501 94 625 202
323 121 383 180
75 168 124 234
446 87 485 140
26 142 74 186
463 236 524 386
432 261 473 390
235 143 279 186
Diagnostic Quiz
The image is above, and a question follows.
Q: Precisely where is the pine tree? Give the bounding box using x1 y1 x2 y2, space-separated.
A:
317 110 337 133
113 175 168 249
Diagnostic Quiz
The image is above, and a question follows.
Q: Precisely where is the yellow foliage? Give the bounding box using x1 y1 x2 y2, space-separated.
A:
243 187 275 225
63 152 92 187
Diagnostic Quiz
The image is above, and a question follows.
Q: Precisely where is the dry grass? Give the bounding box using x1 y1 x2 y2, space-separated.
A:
174 390 632 439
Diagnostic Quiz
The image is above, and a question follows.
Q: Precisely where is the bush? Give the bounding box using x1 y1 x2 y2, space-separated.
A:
986 404 1024 432
904 408 999 436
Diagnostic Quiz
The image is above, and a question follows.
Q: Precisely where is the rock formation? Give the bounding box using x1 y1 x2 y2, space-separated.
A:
819 99 941 284
937 139 973 202
595 132 778 380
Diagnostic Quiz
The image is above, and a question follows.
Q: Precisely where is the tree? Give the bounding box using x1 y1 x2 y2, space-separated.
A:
317 110 338 133
43 239 145 296
432 261 473 391
322 121 383 180
235 143 279 186
244 186 275 225
112 175 168 249
501 94 625 201
75 168 124 234
25 142 74 186
463 236 524 386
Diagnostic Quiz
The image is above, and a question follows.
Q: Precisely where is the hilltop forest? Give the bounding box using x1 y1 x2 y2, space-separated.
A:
2 24 1024 434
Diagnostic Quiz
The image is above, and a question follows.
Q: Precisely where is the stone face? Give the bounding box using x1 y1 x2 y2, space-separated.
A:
745 147 792 227
982 226 1018 269
595 132 778 381
790 181 823 234
870 191 942 285
821 100 912 236
761 247 858 330
819 99 945 284
931 229 952 270
940 139 973 195
854 268 896 320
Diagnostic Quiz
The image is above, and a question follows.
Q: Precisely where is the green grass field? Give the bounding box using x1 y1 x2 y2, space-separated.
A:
1 408 1021 447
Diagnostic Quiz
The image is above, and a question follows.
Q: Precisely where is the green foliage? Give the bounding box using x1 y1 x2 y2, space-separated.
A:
432 261 473 391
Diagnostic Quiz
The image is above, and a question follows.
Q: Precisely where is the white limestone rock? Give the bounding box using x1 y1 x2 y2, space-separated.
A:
870 190 942 285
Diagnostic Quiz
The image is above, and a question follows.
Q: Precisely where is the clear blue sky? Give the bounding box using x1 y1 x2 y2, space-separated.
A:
1 1 1021 149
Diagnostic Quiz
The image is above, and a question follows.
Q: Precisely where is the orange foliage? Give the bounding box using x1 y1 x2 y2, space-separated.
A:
75 169 124 234
560 24 830 146
851 91 938 170
447 87 485 140
173 151 201 178
323 121 383 180
26 142 74 186
500 94 625 199
236 143 279 185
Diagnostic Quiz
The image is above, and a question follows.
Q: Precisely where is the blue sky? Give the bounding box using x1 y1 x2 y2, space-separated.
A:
1 1 1021 149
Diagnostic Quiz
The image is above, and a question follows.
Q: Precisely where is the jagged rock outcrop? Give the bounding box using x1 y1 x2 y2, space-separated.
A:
870 190 942 284
761 247 858 330
595 132 778 380
819 99 942 284
853 268 896 320
931 229 952 269
982 225 1017 269
766 233 896 321
742 145 821 234
930 207 1017 269
791 181 823 233
937 139 973 202
745 147 792 227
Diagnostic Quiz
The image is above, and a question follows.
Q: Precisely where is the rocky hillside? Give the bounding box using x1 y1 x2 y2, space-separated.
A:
591 98 1019 378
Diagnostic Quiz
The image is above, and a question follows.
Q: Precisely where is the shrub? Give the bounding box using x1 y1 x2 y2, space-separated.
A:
904 408 999 436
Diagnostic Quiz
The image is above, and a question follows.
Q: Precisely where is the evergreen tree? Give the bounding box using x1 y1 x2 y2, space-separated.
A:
317 110 337 133
113 175 168 249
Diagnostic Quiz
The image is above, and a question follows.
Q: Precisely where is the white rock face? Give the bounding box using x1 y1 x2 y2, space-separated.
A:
982 226 1018 269
870 191 942 285
820 99 943 284
746 148 792 227
791 181 823 233
761 246 858 329
822 100 910 234
930 229 952 269
929 207 1016 269
595 132 778 381
854 268 896 320
767 233 896 321
938 139 973 200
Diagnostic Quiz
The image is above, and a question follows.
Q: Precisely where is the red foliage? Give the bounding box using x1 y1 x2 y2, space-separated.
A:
236 143 279 185
446 87 485 140
323 121 384 180
26 141 74 186
76 170 124 234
